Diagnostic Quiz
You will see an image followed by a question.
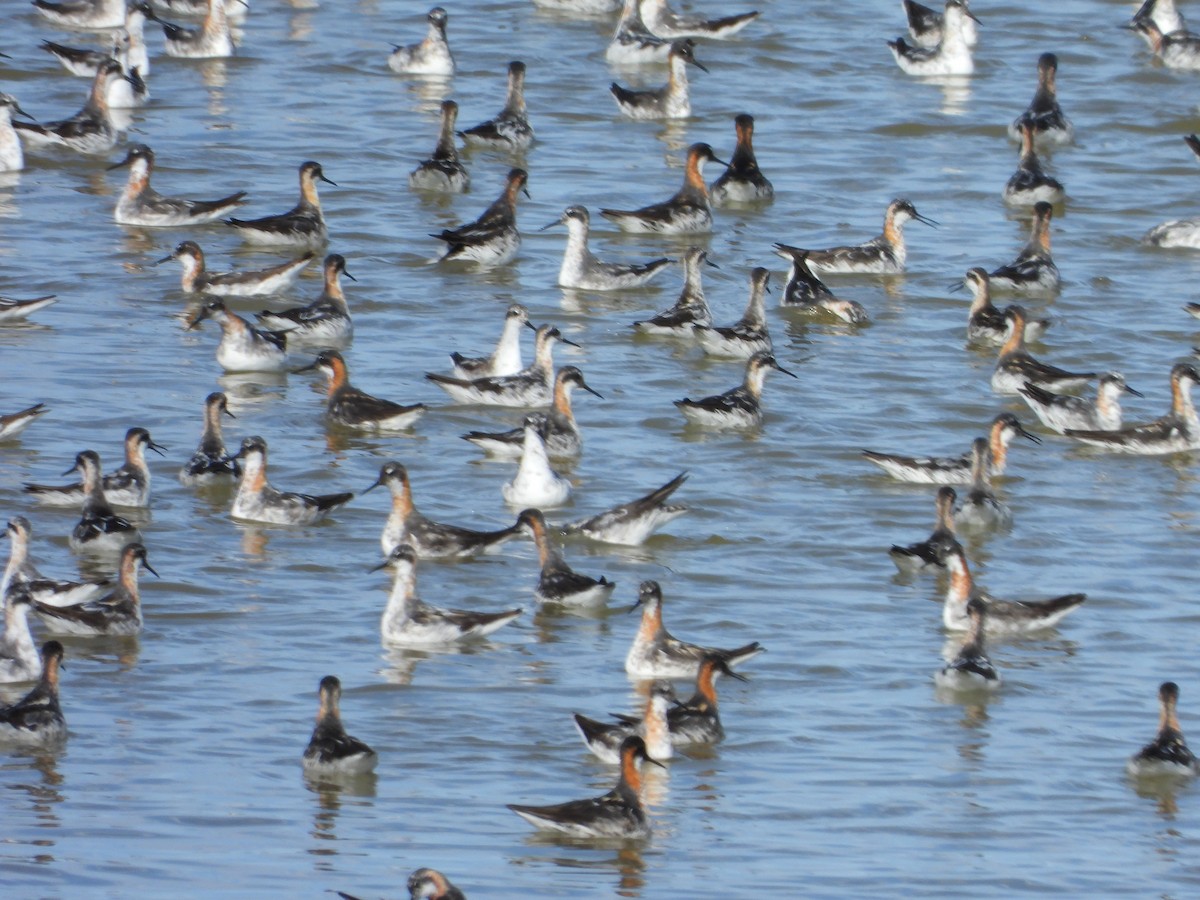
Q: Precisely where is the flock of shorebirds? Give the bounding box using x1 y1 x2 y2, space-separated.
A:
4 0 1200 894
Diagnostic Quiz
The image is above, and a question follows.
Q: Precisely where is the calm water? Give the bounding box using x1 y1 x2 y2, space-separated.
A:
4 0 1200 895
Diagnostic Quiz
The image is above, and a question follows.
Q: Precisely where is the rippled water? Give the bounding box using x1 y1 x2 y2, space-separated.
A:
5 0 1200 895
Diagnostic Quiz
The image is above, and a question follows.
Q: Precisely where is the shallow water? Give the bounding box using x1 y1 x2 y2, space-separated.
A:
4 0 1200 896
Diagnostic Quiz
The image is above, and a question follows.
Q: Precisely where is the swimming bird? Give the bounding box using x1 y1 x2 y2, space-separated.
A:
404 869 467 900
431 167 527 266
226 161 334 249
544 206 671 291
375 544 522 645
988 201 1060 294
1004 120 1065 206
1019 373 1141 434
0 641 66 748
501 415 572 508
574 681 674 764
0 292 57 324
0 404 48 440
31 542 155 637
387 7 454 76
160 0 237 59
188 299 289 373
158 241 314 296
449 304 532 380
1065 362 1200 454
1009 53 1073 147
154 0 248 19
610 39 707 120
632 246 713 334
425 323 575 407
1132 0 1187 37
40 1 158 78
798 198 937 275
0 593 39 683
508 735 661 838
297 350 426 431
639 0 758 39
934 598 1000 692
229 436 354 525
675 350 796 428
1130 17 1200 70
694 267 772 358
180 391 241 486
992 306 1095 395
302 676 379 777
66 450 140 555
562 471 688 545
458 61 533 151
772 245 869 324
889 486 958 572
364 461 523 558
0 94 28 173
462 366 601 460
625 580 763 678
960 267 1050 344
862 412 1040 484
2 517 111 609
255 254 354 344
109 144 246 227
710 113 773 205
518 508 614 607
888 0 978 75
1128 682 1198 778
1146 135 1200 249
901 0 977 48
33 0 123 28
600 142 725 234
24 426 165 508
409 100 469 193
606 0 671 64
954 438 1011 532
13 59 124 155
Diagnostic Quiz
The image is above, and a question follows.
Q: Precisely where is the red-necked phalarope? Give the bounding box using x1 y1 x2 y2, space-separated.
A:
432 167 527 266
632 246 713 334
1130 17 1200 70
459 61 533 151
901 0 977 48
934 598 1000 692
1020 373 1141 434
863 412 1040 484
600 142 726 234
797 198 936 276
508 735 662 838
159 240 314 296
1128 682 1198 778
41 1 158 78
375 545 522 646
658 653 746 744
226 161 333 249
676 350 796 428
463 365 600 460
65 450 140 554
626 580 762 678
364 461 523 558
298 350 426 431
639 0 758 39
155 0 248 19
502 415 572 508
1146 135 1200 248
938 539 1086 634
180 391 241 486
404 869 466 900
109 144 246 227
256 254 354 344
773 244 869 324
229 436 354 525
160 0 237 58
890 486 957 572
574 681 675 764
563 471 687 545
450 304 532 379
302 675 379 777
989 201 1060 294
0 94 29 173
993 306 1095 395
606 0 671 64
610 39 706 120
410 100 469 193
387 6 453 77
1005 120 1065 206
710 113 773 205
695 267 772 358
518 508 615 607
3 517 110 609
889 0 978 75
32 542 155 637
1009 53 1073 148
189 299 289 373
954 437 1011 532
426 323 575 407
1132 0 1187 35
0 403 48 439
960 267 1050 344
0 593 38 683
24 426 164 508
545 206 671 291
0 641 65 748
34 0 124 28
14 59 123 155
1066 362 1200 453
0 293 57 324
